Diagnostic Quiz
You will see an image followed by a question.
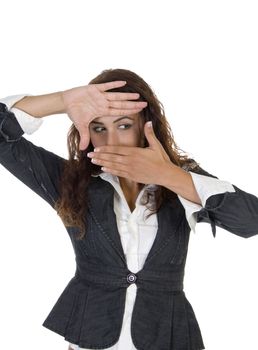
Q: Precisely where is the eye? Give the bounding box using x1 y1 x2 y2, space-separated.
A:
118 124 132 130
92 126 105 133
92 124 132 133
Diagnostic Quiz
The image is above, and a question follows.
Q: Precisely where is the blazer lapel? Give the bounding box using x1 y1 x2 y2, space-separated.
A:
143 196 185 266
87 176 127 265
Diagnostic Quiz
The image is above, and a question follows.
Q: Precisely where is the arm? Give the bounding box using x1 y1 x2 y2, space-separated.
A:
11 83 148 151
0 83 148 208
12 92 65 118
164 159 258 238
0 100 65 209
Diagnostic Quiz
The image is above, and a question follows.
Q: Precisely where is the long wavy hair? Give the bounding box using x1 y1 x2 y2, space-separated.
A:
54 68 199 240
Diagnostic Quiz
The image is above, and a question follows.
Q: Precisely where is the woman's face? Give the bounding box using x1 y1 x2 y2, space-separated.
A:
89 112 145 149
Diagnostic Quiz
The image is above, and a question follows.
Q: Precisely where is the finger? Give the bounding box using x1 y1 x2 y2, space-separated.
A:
90 154 125 167
143 121 158 148
105 92 140 101
95 145 135 155
108 100 147 110
107 107 147 116
96 81 127 92
101 166 129 179
78 127 90 151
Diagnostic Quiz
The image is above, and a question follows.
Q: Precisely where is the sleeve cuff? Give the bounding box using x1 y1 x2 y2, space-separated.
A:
189 171 236 207
177 195 202 234
177 171 236 234
0 94 43 135
0 94 30 110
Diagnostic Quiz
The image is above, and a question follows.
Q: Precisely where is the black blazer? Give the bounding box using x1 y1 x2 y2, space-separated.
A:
1 102 258 350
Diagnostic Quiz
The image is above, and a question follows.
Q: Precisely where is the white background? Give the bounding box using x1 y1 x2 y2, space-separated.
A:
0 0 258 349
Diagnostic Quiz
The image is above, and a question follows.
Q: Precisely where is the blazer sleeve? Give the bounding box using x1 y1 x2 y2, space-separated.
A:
0 102 66 209
178 159 258 238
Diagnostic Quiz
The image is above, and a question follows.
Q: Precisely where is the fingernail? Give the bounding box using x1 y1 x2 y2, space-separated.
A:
147 121 152 128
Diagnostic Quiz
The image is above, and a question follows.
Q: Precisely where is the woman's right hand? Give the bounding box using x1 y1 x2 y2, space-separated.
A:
61 81 148 151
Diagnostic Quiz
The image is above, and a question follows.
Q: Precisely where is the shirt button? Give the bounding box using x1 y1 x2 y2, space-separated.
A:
127 273 137 284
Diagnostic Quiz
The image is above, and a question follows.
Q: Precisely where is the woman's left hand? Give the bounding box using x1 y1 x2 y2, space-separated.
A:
87 121 176 185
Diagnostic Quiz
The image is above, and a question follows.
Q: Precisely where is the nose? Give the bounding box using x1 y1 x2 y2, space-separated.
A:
106 131 119 146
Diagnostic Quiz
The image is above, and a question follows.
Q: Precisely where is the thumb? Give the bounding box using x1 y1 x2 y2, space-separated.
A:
144 121 158 148
78 127 90 151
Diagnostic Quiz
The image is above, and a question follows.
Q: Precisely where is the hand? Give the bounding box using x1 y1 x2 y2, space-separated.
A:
61 81 148 150
87 121 174 185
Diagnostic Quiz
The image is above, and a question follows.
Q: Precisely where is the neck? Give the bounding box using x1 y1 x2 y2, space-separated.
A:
118 177 144 193
118 177 145 212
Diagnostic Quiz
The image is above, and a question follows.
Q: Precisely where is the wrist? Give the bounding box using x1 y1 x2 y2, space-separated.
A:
12 92 65 118
161 163 183 190
162 163 202 205
54 91 66 114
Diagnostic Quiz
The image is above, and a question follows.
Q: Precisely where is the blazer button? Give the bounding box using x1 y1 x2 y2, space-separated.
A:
127 273 137 284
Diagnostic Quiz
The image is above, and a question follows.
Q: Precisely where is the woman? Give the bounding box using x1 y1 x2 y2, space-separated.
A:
0 68 257 350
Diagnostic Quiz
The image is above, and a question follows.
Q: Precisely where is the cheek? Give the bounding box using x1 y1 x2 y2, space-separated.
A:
121 129 140 146
134 126 145 147
88 132 95 145
89 132 102 148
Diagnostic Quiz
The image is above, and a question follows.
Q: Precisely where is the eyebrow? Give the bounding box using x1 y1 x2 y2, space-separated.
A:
90 116 134 125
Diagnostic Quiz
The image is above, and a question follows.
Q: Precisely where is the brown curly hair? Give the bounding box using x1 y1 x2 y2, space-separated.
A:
54 68 199 240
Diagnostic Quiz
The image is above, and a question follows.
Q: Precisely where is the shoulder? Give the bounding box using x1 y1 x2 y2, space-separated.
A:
181 158 200 171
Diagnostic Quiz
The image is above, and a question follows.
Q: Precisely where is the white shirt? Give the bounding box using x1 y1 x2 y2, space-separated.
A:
0 95 236 350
